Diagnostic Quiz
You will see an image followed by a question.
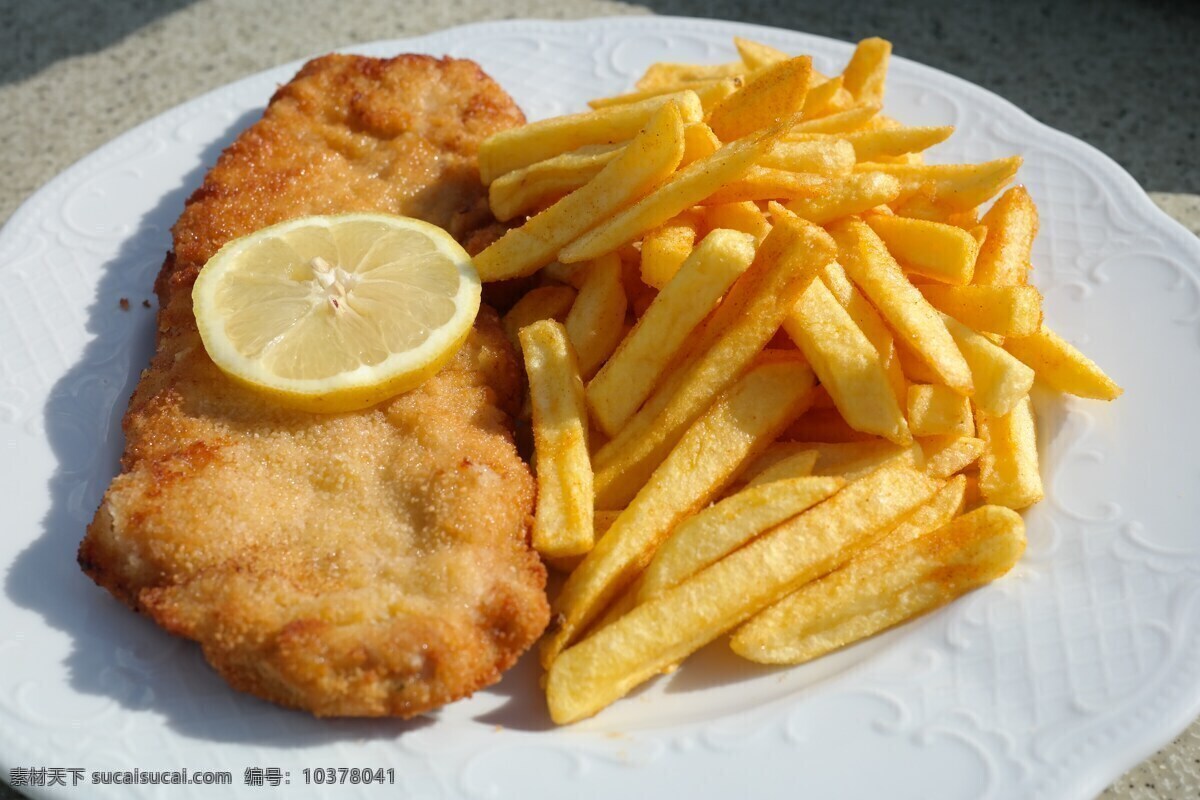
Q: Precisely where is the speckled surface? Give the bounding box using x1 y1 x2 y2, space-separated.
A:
0 1 1196 798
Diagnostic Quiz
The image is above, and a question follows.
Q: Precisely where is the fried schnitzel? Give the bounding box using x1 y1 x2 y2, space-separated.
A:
78 54 550 717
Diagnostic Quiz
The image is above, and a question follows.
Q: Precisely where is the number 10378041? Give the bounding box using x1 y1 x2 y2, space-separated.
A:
302 768 395 785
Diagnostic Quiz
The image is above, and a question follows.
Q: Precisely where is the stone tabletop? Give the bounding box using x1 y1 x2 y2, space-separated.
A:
1 1 1197 798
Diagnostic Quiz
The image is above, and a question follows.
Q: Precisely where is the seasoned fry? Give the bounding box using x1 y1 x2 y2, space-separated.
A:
801 75 850 119
637 61 745 92
941 313 1034 417
783 408 882 443
588 78 741 113
788 103 881 135
542 357 816 667
831 218 973 393
545 457 940 722
731 501 1023 664
786 172 901 224
757 440 917 481
591 218 834 509
701 201 772 242
565 252 628 378
475 103 686 281
920 435 985 479
785 277 910 443
488 144 622 222
816 259 906 406
708 56 812 141
762 139 857 175
682 122 722 165
1003 324 1123 400
520 320 594 559
502 284 577 353
588 229 756 436
559 116 796 264
978 395 1044 509
842 126 954 162
743 448 820 487
640 476 846 602
865 214 980 285
479 90 700 184
920 284 1043 336
734 37 789 70
973 185 1038 286
862 157 1022 211
639 215 699 289
907 384 974 436
841 37 891 104
701 167 825 204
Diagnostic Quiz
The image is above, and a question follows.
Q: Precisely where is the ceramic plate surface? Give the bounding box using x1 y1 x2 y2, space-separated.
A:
1 16 1198 800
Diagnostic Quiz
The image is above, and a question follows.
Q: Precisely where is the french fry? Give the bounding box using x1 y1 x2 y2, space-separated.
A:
731 500 1024 665
559 115 796 264
907 384 974 436
978 395 1044 509
479 91 700 184
801 75 849 119
502 284 577 352
701 201 772 242
785 277 910 443
842 126 954 162
861 157 1022 211
734 37 789 70
488 144 623 222
816 260 907 407
545 510 621 574
545 456 940 723
589 78 741 113
973 185 1038 286
701 167 825 204
894 336 945 385
778 440 917 481
542 356 816 667
941 313 1034 417
587 229 756 436
682 122 721 165
565 253 628 379
475 103 686 281
639 476 846 602
831 218 973 393
920 435 985 478
519 320 594 559
841 37 891 104
541 260 588 288
708 56 812 141
782 408 882 443
743 448 820 487
865 214 980 285
786 172 901 224
1003 324 1123 400
919 285 1043 336
639 215 699 289
762 139 857 176
591 218 834 509
636 61 745 92
788 103 881 135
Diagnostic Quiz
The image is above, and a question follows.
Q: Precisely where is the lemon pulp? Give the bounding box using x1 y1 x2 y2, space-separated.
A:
192 213 481 412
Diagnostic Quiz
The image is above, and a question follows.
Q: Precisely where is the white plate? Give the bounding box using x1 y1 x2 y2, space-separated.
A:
2 16 1198 800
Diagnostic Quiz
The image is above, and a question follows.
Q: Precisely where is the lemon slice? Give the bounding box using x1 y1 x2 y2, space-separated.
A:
193 213 481 412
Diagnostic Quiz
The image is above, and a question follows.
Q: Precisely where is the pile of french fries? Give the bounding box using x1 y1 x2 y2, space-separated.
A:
477 36 1123 724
